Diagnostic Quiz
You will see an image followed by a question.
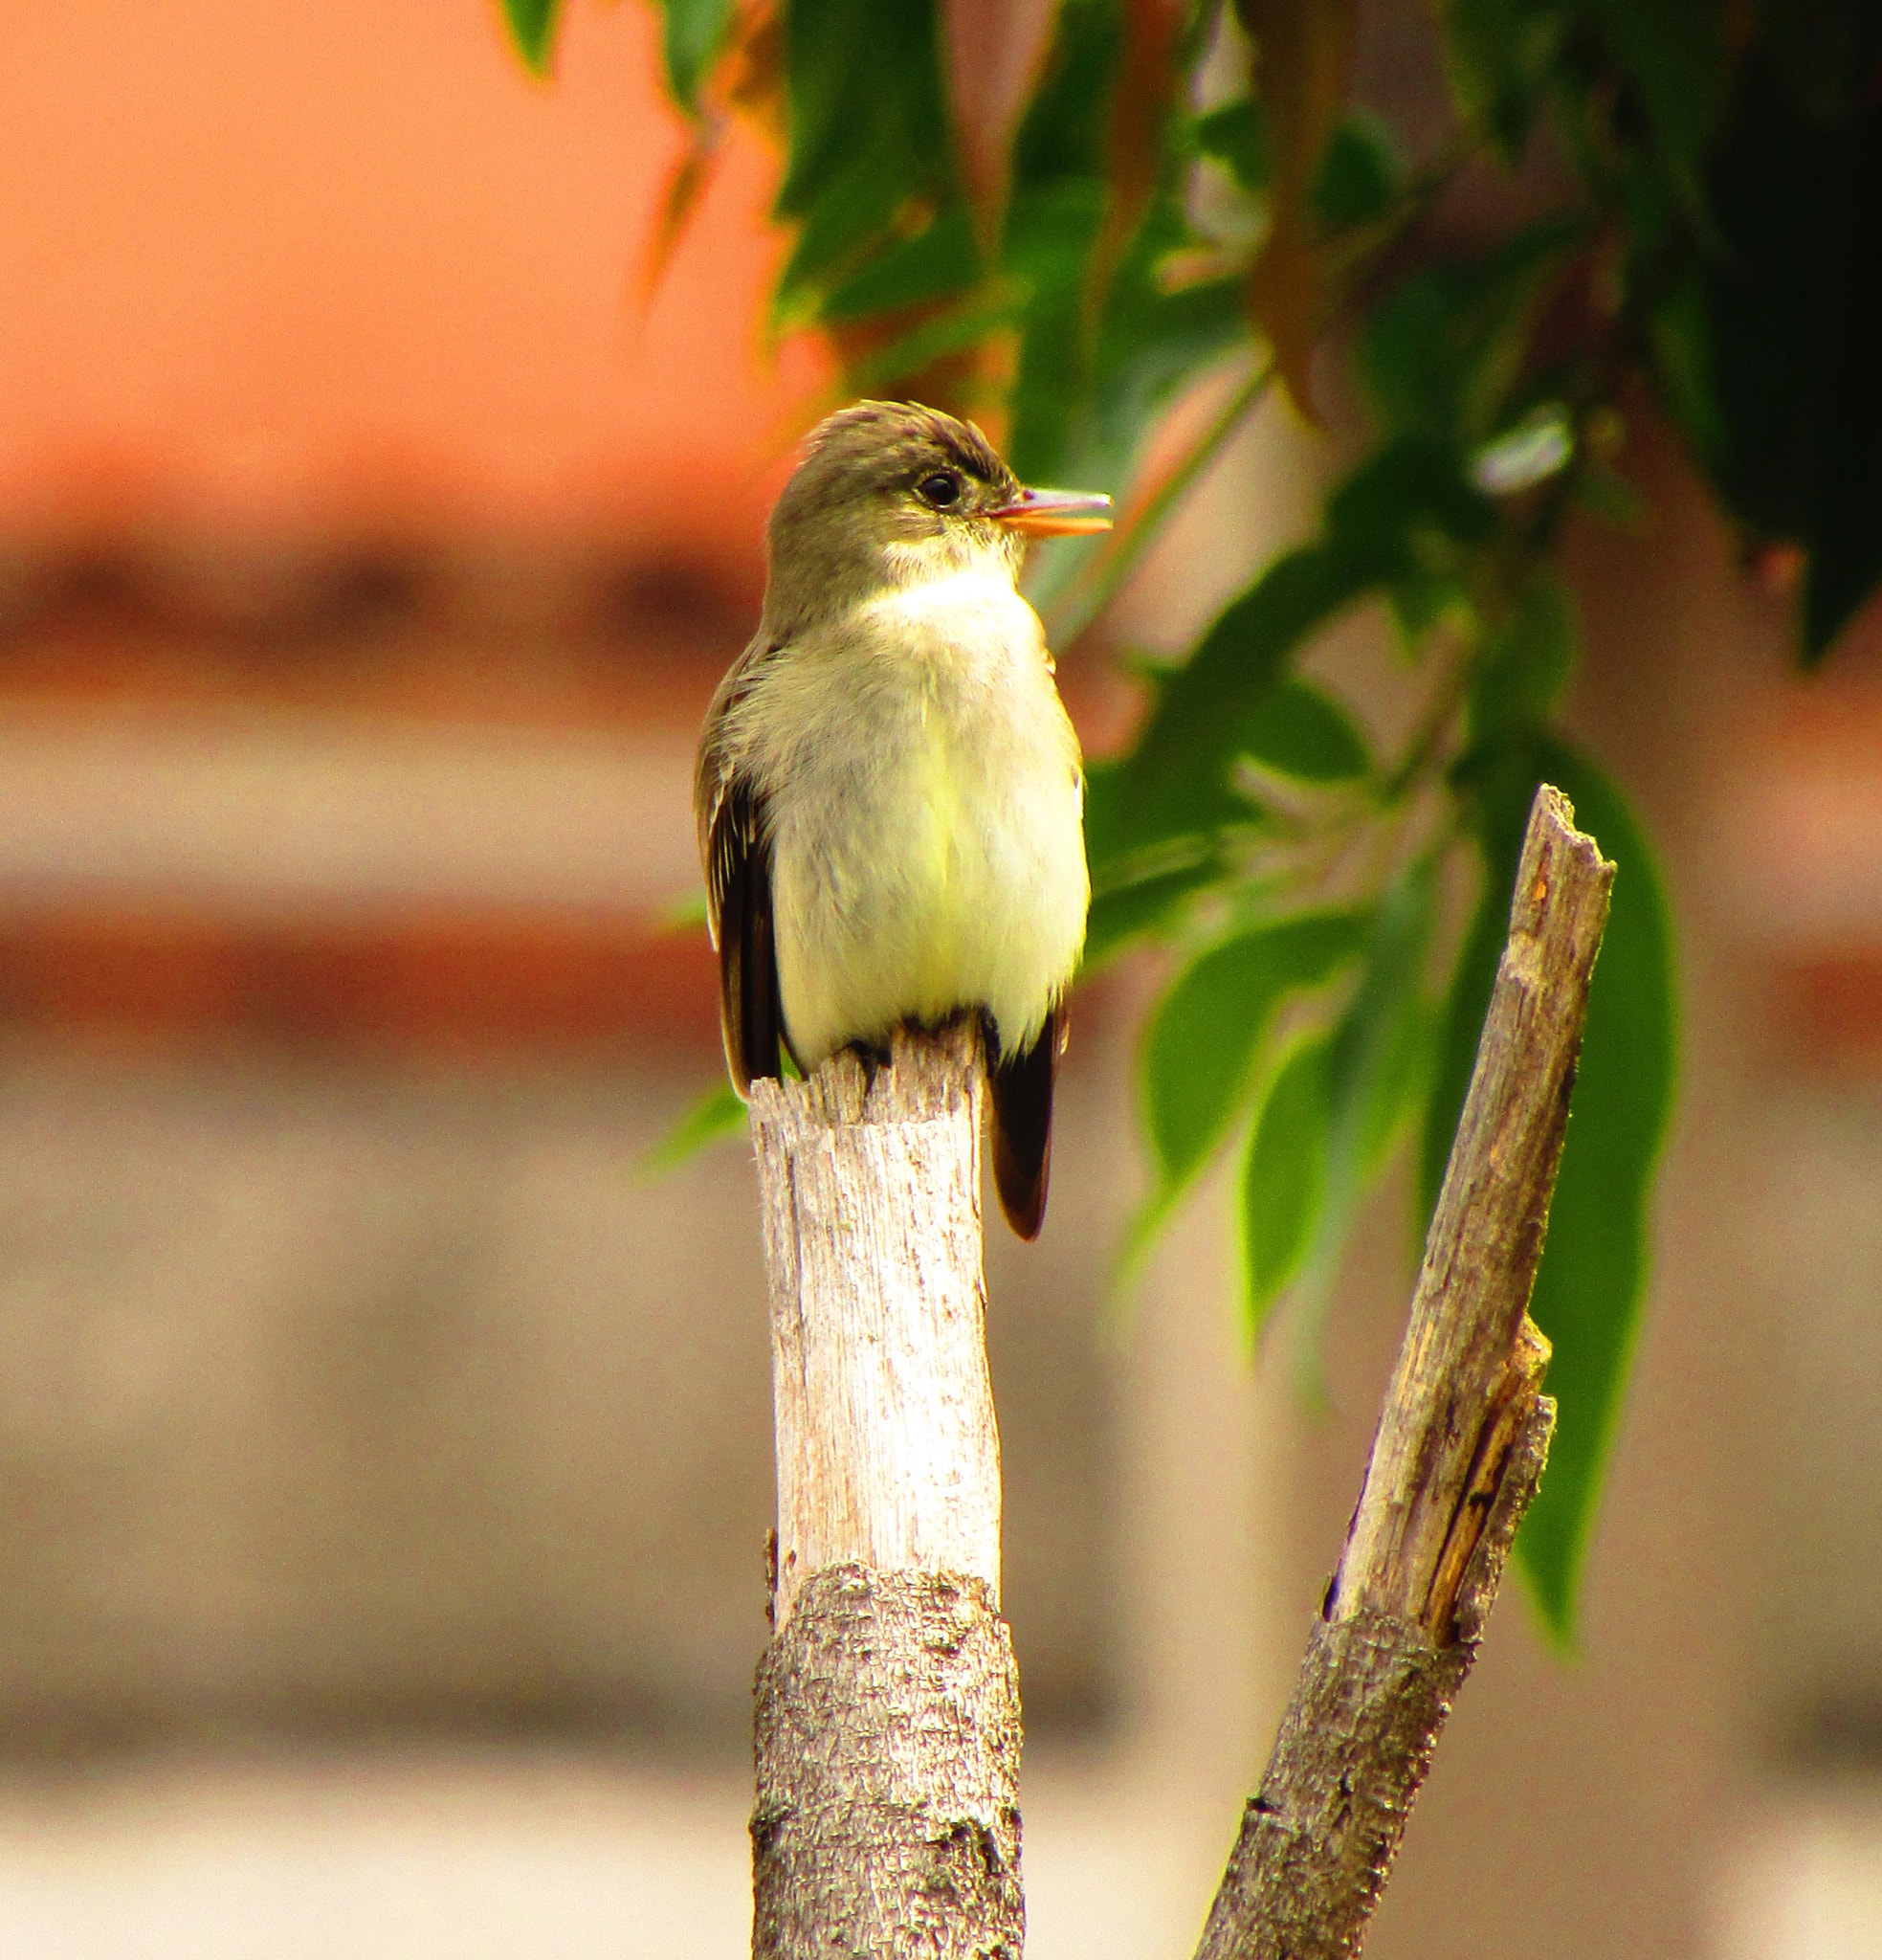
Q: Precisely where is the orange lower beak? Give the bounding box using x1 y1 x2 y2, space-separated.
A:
987 487 1114 536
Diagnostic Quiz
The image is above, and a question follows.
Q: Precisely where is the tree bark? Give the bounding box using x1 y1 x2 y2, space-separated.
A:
1193 784 1613 1960
747 1019 1022 1960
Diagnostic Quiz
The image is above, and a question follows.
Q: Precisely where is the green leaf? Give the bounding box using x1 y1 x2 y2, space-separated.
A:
1086 542 1381 878
1000 0 1123 481
644 1080 747 1172
1319 857 1437 1206
1241 675 1371 781
1388 566 1471 651
661 0 733 111
1361 219 1585 444
1424 738 1676 1639
1091 438 1489 880
1004 0 1245 515
1082 755 1257 893
1467 566 1577 743
1695 44 1882 663
1438 0 1568 162
1274 856 1438 1394
501 0 562 75
1082 852 1226 970
818 206 982 323
1138 910 1366 1199
1194 98 1271 192
774 153 918 323
1241 1032 1333 1342
838 286 1025 395
1646 271 1724 469
773 0 960 326
1584 0 1726 209
1237 0 1360 416
1324 433 1499 554
1311 112 1400 233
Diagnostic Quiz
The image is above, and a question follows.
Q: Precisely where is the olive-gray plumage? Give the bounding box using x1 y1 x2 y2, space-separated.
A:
695 401 1106 1236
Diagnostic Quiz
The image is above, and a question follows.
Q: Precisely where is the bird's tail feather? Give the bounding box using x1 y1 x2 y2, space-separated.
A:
986 1006 1064 1240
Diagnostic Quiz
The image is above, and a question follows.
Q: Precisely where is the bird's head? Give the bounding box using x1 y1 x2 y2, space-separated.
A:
761 401 1111 634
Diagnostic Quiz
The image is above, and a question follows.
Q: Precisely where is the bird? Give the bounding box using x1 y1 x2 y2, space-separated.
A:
694 400 1111 1238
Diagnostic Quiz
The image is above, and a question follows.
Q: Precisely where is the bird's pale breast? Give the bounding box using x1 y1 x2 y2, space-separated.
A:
746 572 1087 1068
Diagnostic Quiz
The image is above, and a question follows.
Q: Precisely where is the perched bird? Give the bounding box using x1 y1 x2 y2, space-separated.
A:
695 401 1110 1237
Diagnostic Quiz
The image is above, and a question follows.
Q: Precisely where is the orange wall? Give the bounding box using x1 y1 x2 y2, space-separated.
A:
0 1 824 543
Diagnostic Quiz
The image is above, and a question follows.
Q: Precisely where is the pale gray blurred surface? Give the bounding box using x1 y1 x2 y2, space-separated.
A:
0 1050 1118 1748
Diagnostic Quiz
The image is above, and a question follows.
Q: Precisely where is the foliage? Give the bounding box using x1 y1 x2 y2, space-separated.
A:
498 0 1879 1637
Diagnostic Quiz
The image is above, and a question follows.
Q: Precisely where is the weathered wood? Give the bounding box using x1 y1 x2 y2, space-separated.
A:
748 1018 1001 1628
747 1017 1019 1960
1193 784 1612 1960
753 1566 1023 1960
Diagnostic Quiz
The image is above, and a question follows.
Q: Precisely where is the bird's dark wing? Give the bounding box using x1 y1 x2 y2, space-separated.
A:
986 1004 1066 1240
697 636 787 1094
704 774 785 1094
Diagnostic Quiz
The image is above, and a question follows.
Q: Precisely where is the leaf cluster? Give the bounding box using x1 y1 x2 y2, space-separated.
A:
501 0 1878 1637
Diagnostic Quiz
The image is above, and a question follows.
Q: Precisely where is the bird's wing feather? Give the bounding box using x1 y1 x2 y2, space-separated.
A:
707 779 784 1092
697 634 787 1093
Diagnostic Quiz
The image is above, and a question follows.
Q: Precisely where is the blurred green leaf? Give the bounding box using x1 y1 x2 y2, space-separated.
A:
1361 219 1584 444
501 0 562 75
1241 676 1371 780
1388 565 1471 651
1584 0 1726 208
661 0 733 111
645 1080 747 1172
1468 567 1577 742
1194 97 1271 191
1241 1031 1332 1341
774 163 910 323
1311 112 1400 232
1321 859 1436 1198
1005 0 1248 535
1086 541 1381 877
1696 43 1882 662
1279 856 1437 1392
1082 851 1226 970
1573 459 1650 531
1001 0 1122 480
1091 437 1491 879
819 206 983 323
1139 910 1367 1200
773 0 961 325
1646 271 1724 468
839 287 1025 394
1423 739 1675 1638
1082 755 1257 893
1438 0 1569 161
1325 433 1499 553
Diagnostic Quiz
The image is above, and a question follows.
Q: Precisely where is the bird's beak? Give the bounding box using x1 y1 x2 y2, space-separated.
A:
986 486 1114 536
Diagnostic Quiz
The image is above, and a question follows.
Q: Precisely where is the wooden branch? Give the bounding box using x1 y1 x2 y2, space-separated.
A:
747 1020 1021 1960
1194 785 1614 1960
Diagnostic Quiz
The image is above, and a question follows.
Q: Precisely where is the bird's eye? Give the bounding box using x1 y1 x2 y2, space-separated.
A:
917 471 963 509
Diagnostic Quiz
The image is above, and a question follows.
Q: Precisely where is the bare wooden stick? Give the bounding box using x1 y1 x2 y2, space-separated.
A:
747 1019 1021 1960
1193 784 1613 1960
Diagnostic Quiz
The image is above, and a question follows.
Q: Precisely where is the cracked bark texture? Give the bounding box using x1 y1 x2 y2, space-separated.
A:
1194 784 1612 1960
748 1021 1018 1959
